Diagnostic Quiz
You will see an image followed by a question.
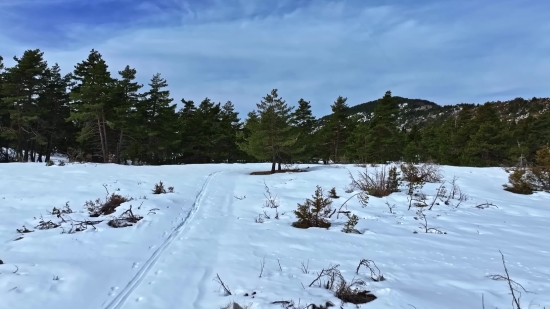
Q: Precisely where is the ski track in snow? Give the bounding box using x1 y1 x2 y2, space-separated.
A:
102 171 222 309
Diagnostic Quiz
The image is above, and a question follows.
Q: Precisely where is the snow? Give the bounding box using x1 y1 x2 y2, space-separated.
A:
1 162 549 309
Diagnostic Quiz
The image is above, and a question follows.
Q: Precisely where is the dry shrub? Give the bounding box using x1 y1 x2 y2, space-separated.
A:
309 264 377 305
400 162 442 184
107 206 143 228
35 215 61 230
48 202 73 217
292 186 333 229
349 166 399 198
86 193 132 217
86 185 133 217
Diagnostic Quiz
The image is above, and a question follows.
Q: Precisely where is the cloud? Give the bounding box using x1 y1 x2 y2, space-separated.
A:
1 0 549 117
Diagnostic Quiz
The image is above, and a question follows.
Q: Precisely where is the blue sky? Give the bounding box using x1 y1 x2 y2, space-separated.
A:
1 0 549 116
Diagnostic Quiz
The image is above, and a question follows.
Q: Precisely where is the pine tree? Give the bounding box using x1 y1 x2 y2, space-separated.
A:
325 96 350 163
176 98 199 163
290 98 316 162
69 49 115 162
39 63 73 162
365 91 401 163
112 65 143 163
137 73 177 164
238 89 297 173
402 124 422 162
346 116 370 163
219 101 241 162
193 97 222 162
1 49 48 162
462 104 509 166
0 55 8 162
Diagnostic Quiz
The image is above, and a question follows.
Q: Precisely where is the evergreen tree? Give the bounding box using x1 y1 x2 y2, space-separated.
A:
69 49 115 162
193 97 222 162
462 104 510 166
365 91 401 163
345 115 370 163
176 98 199 163
290 98 316 162
112 65 143 163
39 63 73 162
1 49 48 162
219 101 241 162
238 89 297 173
402 124 422 162
317 96 350 163
0 55 8 162
137 73 177 164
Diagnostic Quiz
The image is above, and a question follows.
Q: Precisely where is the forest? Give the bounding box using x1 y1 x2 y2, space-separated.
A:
1 49 549 171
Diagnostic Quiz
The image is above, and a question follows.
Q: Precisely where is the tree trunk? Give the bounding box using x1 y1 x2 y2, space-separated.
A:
23 140 29 162
30 140 36 162
116 130 124 164
271 155 276 174
101 112 109 163
37 145 43 162
45 134 52 162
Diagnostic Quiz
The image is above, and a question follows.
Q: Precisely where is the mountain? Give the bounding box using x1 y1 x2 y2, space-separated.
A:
320 96 550 129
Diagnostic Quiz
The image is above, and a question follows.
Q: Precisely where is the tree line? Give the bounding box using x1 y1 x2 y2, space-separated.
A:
1 49 549 171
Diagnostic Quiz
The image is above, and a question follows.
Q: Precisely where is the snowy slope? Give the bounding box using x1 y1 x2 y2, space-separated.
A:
0 163 549 309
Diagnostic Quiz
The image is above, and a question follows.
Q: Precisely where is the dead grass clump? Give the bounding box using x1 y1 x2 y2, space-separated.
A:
107 206 143 228
292 186 333 229
35 215 61 230
400 162 442 184
309 264 377 305
349 166 399 198
61 219 103 234
48 202 73 217
356 259 386 282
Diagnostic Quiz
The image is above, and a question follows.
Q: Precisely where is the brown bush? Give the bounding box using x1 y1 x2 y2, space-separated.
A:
86 193 133 217
400 162 442 184
349 166 399 198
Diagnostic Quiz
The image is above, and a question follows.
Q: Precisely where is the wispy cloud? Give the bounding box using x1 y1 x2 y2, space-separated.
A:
1 0 549 116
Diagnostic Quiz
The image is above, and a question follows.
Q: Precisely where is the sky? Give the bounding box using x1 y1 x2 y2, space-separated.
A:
1 0 549 117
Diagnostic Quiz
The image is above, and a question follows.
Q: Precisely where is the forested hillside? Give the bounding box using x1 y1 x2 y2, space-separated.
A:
1 49 549 170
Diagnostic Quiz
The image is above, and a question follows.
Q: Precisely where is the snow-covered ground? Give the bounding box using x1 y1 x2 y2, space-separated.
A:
0 162 549 309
